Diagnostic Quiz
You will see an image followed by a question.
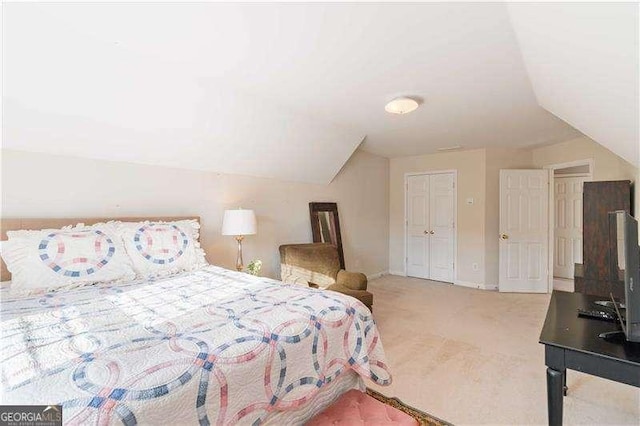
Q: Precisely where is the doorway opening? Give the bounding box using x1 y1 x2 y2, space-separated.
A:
545 159 593 292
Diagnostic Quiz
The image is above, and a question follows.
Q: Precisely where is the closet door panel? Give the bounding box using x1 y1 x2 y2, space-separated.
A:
407 175 430 279
429 173 455 283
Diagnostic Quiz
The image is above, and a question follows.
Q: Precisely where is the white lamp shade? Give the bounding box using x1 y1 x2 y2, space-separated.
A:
221 209 257 236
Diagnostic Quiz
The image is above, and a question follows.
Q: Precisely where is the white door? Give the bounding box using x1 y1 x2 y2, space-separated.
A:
499 170 549 293
554 177 584 279
407 174 430 279
406 173 455 282
429 173 455 282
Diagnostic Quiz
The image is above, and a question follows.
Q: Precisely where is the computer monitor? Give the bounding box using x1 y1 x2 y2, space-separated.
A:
609 211 640 343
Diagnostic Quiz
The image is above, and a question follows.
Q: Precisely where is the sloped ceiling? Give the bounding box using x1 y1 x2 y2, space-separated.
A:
2 3 364 184
3 3 589 183
508 2 639 167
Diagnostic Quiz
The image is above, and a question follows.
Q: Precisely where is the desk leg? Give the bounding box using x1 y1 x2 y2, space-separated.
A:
547 367 564 426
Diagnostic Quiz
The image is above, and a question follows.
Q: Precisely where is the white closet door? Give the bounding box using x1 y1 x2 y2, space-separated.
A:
554 176 584 279
407 175 430 279
429 173 455 282
499 169 549 293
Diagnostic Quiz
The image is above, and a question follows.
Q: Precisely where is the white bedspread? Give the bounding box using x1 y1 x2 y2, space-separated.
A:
0 265 391 425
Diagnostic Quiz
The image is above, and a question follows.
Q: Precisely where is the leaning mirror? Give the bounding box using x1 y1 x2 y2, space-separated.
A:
309 202 345 269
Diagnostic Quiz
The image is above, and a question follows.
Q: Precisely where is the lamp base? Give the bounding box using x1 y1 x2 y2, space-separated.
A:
235 236 244 272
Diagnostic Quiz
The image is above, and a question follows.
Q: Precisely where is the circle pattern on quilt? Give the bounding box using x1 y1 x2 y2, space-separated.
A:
134 224 189 265
39 230 116 277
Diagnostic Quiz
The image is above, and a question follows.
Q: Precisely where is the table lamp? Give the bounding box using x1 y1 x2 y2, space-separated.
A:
221 209 257 271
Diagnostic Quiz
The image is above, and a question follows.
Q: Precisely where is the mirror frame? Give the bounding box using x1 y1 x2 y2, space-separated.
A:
309 202 345 269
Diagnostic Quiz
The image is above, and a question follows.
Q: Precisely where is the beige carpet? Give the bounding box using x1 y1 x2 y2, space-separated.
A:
367 275 640 425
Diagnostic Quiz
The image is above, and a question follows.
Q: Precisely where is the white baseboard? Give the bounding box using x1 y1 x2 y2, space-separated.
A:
454 280 498 291
380 273 498 290
367 270 388 280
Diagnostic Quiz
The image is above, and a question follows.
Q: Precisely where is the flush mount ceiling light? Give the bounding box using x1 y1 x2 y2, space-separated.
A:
384 97 419 115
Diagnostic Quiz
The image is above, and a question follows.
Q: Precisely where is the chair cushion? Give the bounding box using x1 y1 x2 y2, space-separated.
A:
307 389 418 425
326 285 373 309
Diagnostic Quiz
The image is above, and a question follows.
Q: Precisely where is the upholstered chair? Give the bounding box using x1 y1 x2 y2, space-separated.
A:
279 243 373 310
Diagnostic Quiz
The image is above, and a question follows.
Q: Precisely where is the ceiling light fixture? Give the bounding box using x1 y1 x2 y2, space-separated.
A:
385 97 419 115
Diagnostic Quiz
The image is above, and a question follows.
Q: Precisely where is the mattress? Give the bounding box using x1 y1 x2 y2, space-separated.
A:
0 265 391 425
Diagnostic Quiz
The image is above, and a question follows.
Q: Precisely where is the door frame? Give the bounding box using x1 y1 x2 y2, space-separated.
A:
544 159 594 292
403 170 458 283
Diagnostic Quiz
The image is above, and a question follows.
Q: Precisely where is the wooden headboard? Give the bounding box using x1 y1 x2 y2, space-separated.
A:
0 216 201 282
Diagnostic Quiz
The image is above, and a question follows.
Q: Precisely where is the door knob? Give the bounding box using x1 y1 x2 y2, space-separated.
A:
430 230 435 234
500 233 509 240
424 230 428 235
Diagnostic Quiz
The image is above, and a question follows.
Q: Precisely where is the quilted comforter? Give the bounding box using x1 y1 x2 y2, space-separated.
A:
0 265 391 425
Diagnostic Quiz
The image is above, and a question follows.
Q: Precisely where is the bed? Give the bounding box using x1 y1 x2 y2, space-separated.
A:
0 217 391 425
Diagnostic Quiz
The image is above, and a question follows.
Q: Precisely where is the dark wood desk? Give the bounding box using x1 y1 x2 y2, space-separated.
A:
539 291 640 425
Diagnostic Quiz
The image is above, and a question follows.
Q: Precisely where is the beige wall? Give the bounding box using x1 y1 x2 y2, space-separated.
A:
1 149 390 280
389 149 486 286
2 135 635 287
531 136 637 182
532 133 638 221
484 148 534 287
388 137 637 290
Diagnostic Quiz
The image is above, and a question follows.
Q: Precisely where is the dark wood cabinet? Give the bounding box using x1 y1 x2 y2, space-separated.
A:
574 180 632 298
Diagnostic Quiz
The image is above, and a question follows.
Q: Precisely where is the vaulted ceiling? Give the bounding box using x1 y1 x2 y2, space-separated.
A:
507 2 638 167
3 3 636 183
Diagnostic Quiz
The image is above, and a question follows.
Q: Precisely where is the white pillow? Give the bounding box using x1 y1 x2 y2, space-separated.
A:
1 222 136 295
118 219 207 278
